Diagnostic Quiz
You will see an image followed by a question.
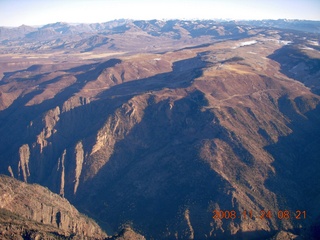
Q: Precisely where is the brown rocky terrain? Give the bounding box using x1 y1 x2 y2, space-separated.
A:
108 227 145 240
0 20 319 239
0 174 107 239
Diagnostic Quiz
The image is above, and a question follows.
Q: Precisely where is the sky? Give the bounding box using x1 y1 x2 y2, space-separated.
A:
0 0 319 27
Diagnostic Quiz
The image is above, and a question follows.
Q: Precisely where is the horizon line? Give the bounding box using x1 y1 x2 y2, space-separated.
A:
1 18 320 28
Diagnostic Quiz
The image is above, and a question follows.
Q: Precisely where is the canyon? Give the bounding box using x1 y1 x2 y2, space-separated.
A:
0 19 319 239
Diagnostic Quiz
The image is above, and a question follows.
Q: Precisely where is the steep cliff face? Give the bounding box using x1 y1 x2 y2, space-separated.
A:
0 175 107 239
36 106 60 154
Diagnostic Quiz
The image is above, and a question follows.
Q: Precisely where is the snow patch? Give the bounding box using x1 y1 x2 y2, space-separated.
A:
300 46 315 51
239 40 257 47
308 40 319 46
232 40 257 49
261 38 292 45
279 40 292 45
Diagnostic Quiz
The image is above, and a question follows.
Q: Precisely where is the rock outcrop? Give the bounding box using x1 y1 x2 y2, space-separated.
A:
18 144 30 182
107 227 146 240
0 175 107 239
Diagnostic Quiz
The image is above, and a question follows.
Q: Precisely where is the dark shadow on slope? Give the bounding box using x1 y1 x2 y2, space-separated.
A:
75 90 267 240
0 59 121 174
0 52 208 185
0 68 48 85
0 59 120 130
67 58 121 73
98 55 206 99
264 97 320 239
75 92 233 238
0 89 46 166
1 58 121 87
35 59 122 88
268 45 320 95
40 55 209 191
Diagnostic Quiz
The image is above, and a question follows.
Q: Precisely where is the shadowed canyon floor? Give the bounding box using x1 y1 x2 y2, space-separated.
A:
0 20 320 239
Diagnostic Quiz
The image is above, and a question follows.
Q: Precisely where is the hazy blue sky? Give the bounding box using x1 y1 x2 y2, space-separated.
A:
1 0 319 26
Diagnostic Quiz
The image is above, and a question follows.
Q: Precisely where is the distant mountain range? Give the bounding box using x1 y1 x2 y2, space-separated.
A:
1 19 319 57
238 19 320 33
1 19 319 41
